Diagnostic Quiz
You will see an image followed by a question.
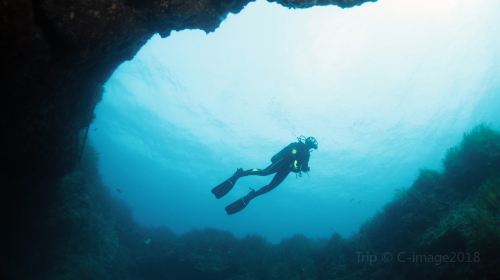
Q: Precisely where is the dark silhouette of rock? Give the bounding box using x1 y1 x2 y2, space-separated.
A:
2 0 374 192
8 126 498 279
1 1 373 278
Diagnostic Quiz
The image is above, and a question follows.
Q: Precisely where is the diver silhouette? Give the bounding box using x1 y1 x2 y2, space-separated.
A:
211 136 318 215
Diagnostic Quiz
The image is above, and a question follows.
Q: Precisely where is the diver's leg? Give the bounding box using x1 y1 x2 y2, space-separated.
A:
254 169 290 196
225 168 290 215
241 167 272 176
214 161 278 199
241 159 282 177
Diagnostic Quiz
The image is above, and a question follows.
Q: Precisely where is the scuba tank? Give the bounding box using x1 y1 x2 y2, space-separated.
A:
290 136 306 174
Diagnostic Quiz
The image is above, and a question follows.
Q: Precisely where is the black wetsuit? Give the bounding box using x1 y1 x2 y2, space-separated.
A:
240 141 311 197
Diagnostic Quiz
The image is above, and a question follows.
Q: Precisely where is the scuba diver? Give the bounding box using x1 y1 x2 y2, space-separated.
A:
211 136 318 215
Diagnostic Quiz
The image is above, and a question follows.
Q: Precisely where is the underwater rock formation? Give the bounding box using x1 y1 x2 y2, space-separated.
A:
2 1 373 278
6 1 498 279
2 0 374 192
9 125 499 279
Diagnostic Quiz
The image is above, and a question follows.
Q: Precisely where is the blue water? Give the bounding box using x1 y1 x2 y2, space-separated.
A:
90 0 500 242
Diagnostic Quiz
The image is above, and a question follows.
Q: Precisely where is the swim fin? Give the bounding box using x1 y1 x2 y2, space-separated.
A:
225 189 257 215
211 168 243 199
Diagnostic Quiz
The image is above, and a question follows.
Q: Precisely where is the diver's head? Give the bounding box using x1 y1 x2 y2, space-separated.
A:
305 136 318 150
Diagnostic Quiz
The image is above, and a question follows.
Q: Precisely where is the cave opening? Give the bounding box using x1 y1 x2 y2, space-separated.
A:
88 0 500 242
